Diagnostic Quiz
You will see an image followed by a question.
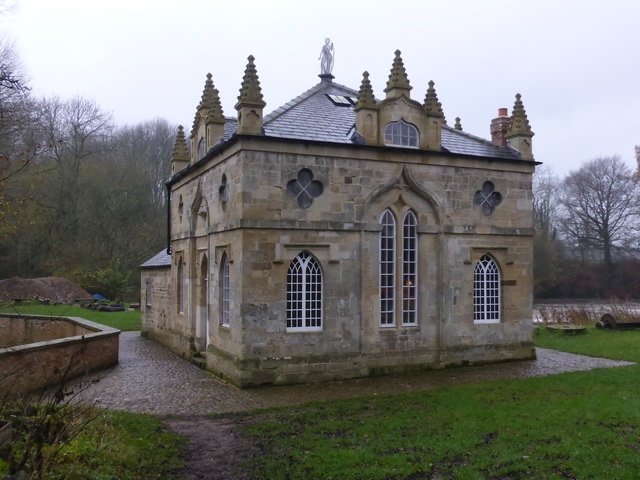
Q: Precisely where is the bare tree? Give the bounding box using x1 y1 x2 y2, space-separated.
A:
0 97 114 277
559 156 640 278
32 97 114 247
532 166 562 296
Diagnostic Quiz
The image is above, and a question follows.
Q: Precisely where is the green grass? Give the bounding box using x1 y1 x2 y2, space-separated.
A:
0 303 141 331
535 325 640 361
0 410 185 480
54 411 185 480
237 328 640 479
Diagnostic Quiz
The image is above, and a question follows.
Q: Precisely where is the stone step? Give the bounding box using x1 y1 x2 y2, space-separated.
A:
191 355 206 369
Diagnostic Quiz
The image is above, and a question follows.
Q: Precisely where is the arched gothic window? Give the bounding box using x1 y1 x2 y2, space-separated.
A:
473 254 501 323
384 120 419 148
380 209 419 326
177 260 185 314
219 252 230 326
380 210 396 325
286 251 322 331
402 211 418 325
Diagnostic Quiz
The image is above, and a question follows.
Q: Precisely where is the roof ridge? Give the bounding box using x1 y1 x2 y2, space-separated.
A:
264 81 359 124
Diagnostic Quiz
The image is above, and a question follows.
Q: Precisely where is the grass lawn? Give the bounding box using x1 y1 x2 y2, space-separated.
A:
237 327 640 479
0 410 184 480
3 307 639 479
0 302 141 331
535 325 640 361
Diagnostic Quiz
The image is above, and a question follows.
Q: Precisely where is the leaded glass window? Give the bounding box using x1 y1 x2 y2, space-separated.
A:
380 209 419 326
384 120 419 148
402 211 418 325
286 252 323 331
380 210 396 326
473 254 501 323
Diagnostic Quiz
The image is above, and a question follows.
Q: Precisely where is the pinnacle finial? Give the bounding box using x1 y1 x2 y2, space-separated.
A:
454 117 462 130
192 73 225 136
423 80 445 119
507 93 534 137
235 55 266 109
355 71 376 109
384 50 412 94
172 125 190 163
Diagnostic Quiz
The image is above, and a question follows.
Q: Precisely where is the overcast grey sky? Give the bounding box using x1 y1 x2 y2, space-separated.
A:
2 0 638 177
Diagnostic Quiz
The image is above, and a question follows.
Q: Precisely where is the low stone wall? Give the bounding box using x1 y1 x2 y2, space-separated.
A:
0 314 120 398
0 316 94 348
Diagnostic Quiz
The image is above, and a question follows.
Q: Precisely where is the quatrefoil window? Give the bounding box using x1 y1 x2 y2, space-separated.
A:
473 181 502 215
287 168 324 208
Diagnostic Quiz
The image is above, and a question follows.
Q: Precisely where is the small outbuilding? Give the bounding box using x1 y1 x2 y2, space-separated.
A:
141 47 537 387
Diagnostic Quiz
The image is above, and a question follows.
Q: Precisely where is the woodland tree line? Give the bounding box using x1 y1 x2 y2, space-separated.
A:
0 40 172 299
533 151 640 299
1 40 640 301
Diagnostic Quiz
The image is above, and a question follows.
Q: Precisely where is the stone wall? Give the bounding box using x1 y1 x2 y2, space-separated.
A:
0 316 93 348
140 266 191 356
0 314 120 397
147 137 536 386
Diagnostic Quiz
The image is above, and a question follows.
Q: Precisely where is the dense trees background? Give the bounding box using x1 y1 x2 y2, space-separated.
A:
0 40 174 299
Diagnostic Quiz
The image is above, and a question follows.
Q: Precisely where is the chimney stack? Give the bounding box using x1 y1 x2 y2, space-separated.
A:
490 108 510 146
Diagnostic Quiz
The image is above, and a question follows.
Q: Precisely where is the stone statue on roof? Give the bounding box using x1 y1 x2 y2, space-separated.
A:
318 38 334 75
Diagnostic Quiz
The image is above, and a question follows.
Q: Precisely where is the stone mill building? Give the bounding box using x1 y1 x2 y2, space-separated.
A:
141 47 538 387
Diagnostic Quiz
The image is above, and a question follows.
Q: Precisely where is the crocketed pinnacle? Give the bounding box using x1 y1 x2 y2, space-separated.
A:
355 71 376 109
507 93 534 137
423 80 445 119
192 73 225 135
235 55 266 108
172 126 190 162
201 73 225 124
384 50 412 93
454 117 462 131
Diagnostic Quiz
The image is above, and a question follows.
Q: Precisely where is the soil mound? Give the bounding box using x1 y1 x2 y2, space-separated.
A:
0 277 92 303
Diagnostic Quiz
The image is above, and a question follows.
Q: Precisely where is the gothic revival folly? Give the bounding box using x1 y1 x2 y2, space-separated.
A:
141 48 538 387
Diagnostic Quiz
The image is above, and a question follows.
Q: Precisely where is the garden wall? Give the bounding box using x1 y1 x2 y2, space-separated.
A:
0 314 120 398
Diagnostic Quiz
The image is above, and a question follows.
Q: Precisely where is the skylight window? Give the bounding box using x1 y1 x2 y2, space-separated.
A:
326 94 356 107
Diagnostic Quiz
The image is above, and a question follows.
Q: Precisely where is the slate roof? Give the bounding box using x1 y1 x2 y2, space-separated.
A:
221 78 519 160
141 249 171 268
440 126 518 159
263 80 360 143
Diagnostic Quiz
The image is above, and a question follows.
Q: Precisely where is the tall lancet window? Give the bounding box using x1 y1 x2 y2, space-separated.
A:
380 209 396 325
286 252 323 331
473 254 501 323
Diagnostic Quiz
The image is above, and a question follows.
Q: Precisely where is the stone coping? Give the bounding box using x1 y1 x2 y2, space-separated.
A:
0 313 120 355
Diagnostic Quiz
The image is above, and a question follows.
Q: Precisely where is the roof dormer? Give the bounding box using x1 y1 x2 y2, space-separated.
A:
355 50 444 151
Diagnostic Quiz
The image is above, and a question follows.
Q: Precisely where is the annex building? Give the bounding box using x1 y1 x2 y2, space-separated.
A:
141 48 538 387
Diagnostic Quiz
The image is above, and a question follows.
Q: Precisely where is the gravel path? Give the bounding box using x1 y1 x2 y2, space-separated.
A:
77 332 634 415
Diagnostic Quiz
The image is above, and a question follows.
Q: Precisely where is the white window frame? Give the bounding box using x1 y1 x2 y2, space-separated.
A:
402 211 418 325
384 120 419 148
379 209 396 326
473 254 501 323
379 209 419 327
220 253 230 326
286 251 323 332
